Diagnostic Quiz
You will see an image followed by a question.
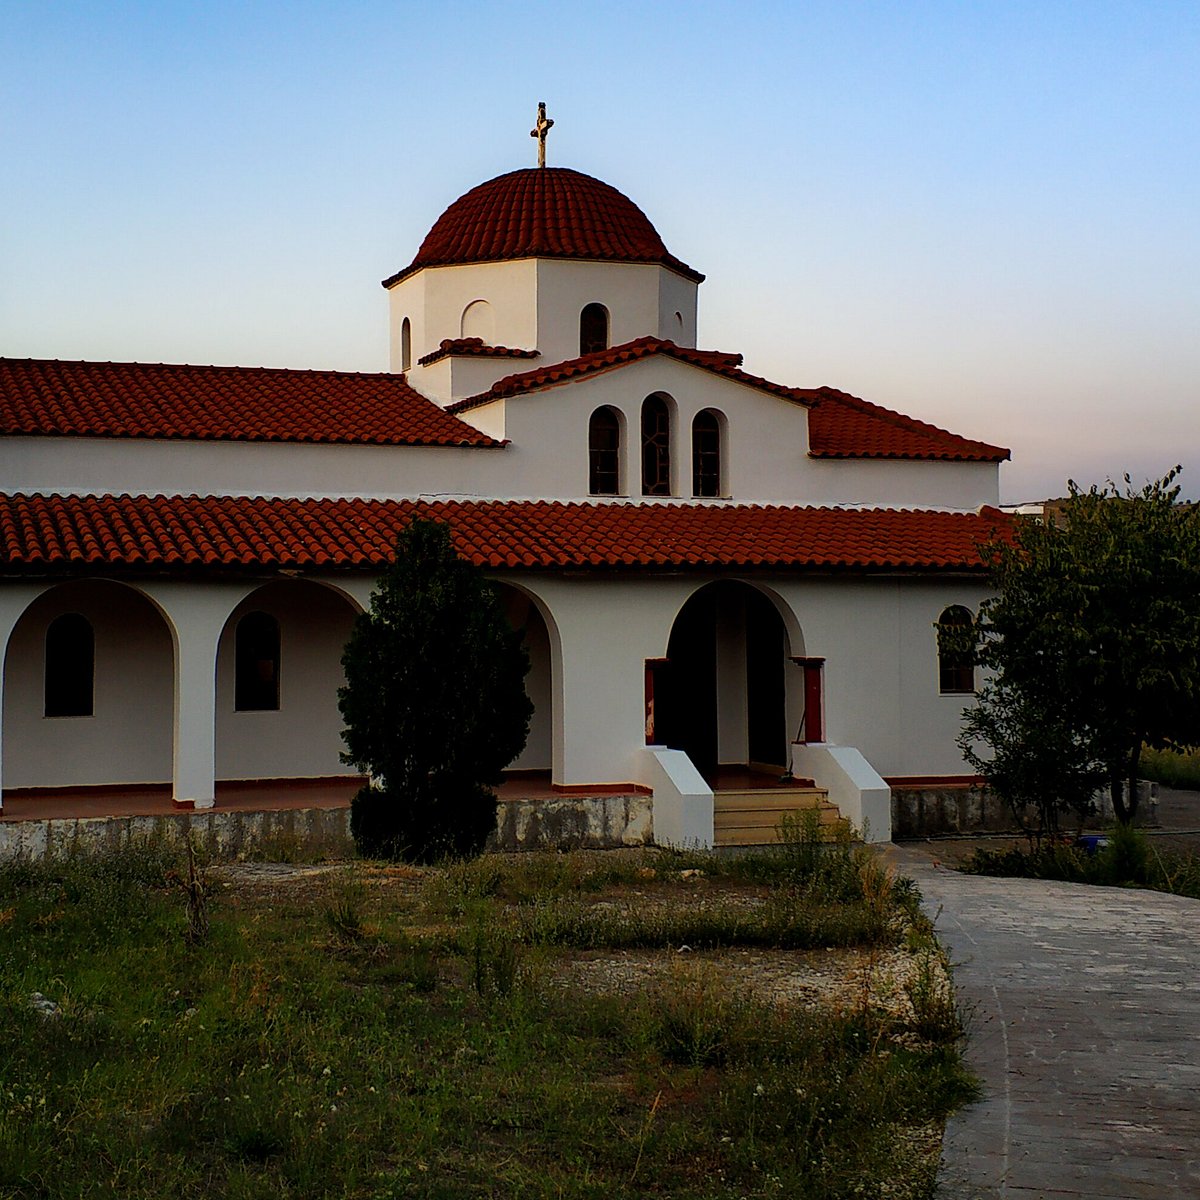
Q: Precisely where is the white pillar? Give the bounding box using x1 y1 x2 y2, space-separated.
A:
521 577 695 787
138 582 256 810
0 584 51 812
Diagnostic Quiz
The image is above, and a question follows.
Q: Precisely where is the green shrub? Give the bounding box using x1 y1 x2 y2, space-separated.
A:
1139 745 1200 790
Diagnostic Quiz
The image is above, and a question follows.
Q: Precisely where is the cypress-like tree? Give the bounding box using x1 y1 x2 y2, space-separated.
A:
339 518 532 861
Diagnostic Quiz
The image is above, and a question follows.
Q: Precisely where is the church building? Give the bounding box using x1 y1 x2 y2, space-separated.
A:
0 112 1009 846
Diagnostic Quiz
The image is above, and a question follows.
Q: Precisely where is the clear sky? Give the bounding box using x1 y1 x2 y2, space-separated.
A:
3 0 1197 503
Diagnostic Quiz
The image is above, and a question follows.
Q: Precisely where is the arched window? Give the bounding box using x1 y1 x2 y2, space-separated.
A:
641 393 672 496
400 317 412 371
692 409 723 497
937 606 975 694
579 303 609 355
44 613 94 717
235 612 280 711
588 406 621 495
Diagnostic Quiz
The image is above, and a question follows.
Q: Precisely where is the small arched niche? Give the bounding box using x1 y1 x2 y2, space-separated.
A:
588 405 623 496
460 299 494 342
400 317 412 371
579 303 610 356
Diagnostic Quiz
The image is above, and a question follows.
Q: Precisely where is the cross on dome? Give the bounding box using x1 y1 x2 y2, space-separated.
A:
530 101 554 168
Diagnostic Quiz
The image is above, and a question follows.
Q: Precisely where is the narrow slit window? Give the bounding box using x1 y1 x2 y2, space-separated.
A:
400 317 412 371
692 409 722 497
937 606 976 694
579 303 609 356
588 406 621 495
44 613 94 718
235 612 281 711
641 394 672 496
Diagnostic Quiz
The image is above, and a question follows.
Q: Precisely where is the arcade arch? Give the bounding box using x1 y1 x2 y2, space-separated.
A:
215 580 361 782
493 582 561 776
2 580 174 790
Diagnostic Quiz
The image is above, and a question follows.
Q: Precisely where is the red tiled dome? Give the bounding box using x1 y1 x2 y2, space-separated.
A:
383 168 703 287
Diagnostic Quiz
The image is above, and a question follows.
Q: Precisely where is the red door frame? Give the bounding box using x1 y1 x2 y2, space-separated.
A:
791 656 825 744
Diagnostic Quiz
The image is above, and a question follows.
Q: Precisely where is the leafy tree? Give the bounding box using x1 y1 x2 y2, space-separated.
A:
339 519 532 861
959 468 1200 827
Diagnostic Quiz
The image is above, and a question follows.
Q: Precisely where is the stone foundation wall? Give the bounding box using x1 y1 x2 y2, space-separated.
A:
493 794 653 851
890 780 1160 840
0 806 356 862
0 794 656 861
890 784 1013 839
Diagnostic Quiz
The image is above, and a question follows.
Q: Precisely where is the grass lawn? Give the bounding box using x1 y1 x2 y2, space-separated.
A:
0 833 974 1199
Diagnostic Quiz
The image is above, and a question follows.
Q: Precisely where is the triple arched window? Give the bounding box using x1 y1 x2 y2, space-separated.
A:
235 612 281 711
937 606 976 694
588 406 622 495
44 613 94 718
579 303 609 356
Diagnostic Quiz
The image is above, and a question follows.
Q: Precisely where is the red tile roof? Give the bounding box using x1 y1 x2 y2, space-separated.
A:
449 337 1009 463
804 386 1009 463
416 338 540 368
383 168 704 288
450 337 806 411
0 493 1009 574
0 358 500 447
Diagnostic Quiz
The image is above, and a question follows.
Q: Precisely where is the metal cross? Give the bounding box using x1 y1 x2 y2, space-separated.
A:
530 101 554 168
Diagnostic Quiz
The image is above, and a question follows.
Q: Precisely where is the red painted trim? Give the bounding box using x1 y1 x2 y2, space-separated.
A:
883 775 986 788
552 782 653 796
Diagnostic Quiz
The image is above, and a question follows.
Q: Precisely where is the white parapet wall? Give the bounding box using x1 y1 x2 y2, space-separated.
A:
641 746 714 849
791 743 893 843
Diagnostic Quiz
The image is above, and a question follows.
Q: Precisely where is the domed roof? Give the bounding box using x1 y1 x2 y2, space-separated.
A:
382 167 703 287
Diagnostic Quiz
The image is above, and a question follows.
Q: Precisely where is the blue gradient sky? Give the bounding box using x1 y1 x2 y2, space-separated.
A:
3 1 1197 502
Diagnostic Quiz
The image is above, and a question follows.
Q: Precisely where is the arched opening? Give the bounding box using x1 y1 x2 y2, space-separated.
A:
460 298 494 342
4 581 174 790
654 582 800 780
400 317 412 371
640 392 673 496
579 303 609 356
494 584 556 775
234 612 280 711
691 408 724 497
44 613 94 718
216 581 361 782
588 405 622 495
937 605 976 694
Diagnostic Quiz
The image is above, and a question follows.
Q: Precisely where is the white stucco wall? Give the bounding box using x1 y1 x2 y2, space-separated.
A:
501 570 988 788
389 257 699 383
1 566 987 824
493 357 999 509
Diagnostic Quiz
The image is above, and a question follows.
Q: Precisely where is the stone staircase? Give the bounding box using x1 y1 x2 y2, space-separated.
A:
712 786 848 848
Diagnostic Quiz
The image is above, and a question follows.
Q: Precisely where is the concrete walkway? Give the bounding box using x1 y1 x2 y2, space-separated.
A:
891 848 1200 1199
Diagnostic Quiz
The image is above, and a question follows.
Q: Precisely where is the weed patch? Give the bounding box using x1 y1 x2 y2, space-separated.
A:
960 826 1200 899
0 845 972 1199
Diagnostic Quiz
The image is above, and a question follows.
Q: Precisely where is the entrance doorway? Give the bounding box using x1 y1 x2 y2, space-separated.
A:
654 582 796 779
